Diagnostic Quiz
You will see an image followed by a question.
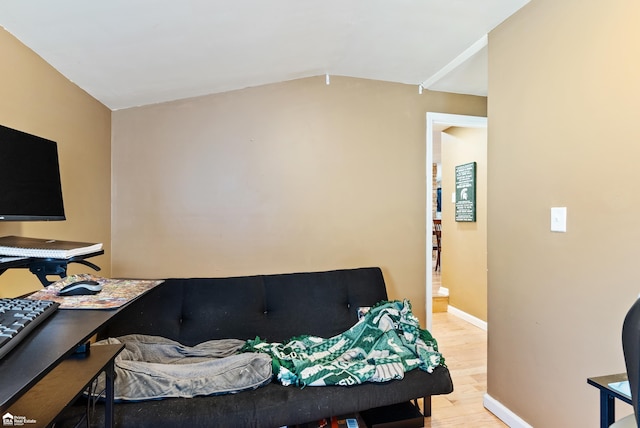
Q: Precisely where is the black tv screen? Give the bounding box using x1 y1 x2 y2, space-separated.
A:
0 124 66 221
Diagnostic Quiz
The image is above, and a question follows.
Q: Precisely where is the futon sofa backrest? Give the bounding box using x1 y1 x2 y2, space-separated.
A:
100 267 388 345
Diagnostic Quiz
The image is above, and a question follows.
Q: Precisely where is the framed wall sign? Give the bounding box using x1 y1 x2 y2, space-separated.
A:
455 162 476 222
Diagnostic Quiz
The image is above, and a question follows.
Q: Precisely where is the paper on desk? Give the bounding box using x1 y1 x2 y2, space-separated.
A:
608 380 631 398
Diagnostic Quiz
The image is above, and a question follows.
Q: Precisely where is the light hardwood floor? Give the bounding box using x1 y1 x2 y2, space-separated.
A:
423 312 505 427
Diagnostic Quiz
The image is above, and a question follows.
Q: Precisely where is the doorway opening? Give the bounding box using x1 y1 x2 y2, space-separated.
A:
425 112 487 330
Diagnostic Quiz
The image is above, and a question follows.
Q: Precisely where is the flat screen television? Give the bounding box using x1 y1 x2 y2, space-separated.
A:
0 124 66 221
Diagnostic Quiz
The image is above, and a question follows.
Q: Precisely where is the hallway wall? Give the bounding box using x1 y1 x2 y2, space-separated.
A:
441 127 487 321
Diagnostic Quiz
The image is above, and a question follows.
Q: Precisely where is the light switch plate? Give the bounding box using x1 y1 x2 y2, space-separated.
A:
551 207 567 232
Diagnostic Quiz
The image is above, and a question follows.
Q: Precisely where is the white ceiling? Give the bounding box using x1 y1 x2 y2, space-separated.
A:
0 0 528 110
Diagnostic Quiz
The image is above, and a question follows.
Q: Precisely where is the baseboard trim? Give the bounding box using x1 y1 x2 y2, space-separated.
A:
483 394 533 428
447 305 488 331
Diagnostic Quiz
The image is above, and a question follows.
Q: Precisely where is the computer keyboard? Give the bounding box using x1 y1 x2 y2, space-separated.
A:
0 297 59 360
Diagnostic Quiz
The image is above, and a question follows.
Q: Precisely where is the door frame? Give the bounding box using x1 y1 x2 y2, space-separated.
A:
425 112 487 330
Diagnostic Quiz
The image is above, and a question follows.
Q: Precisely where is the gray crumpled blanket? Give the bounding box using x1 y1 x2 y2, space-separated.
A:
92 334 272 401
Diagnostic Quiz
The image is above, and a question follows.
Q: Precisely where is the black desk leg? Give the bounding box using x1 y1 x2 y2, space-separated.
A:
423 396 431 417
600 390 615 428
105 361 116 428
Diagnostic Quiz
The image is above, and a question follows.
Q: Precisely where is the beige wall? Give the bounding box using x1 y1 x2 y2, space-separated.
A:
441 127 487 321
111 76 486 323
488 0 640 426
0 28 111 297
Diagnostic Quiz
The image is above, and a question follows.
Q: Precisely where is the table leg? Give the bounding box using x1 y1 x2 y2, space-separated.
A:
104 361 115 428
600 390 615 428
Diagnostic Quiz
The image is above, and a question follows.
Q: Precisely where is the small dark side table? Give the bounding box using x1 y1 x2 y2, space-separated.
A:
588 373 632 428
5 343 124 428
0 308 126 413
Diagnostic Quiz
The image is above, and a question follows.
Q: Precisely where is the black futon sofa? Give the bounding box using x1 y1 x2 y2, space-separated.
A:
62 267 453 427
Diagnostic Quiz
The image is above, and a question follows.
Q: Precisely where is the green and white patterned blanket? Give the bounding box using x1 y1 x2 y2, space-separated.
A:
241 300 444 387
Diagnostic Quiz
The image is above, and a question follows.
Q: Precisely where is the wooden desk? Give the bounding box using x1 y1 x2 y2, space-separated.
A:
587 373 631 428
6 343 125 428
